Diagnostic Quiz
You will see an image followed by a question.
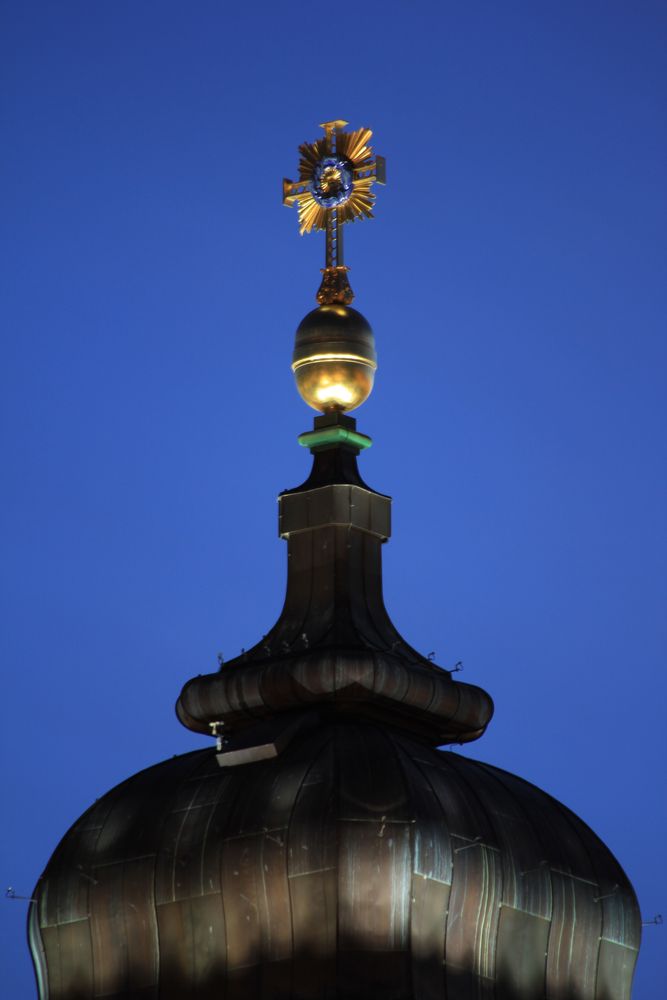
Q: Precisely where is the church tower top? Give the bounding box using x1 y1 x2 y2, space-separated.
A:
175 120 494 748
30 118 641 1000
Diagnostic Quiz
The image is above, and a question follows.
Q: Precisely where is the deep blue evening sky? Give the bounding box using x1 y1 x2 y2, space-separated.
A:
2 2 665 996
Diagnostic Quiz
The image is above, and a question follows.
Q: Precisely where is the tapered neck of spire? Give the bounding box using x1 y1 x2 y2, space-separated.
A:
176 413 494 747
275 413 400 655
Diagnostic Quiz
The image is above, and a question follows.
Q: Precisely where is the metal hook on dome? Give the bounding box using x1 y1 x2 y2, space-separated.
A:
520 860 549 877
454 836 484 854
75 865 99 886
593 884 619 902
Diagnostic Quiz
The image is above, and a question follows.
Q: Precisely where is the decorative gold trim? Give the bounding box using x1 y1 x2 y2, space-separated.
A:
283 120 386 306
292 353 378 373
317 265 354 305
283 122 386 235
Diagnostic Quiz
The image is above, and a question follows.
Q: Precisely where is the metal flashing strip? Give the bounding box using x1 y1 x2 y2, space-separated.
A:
298 425 372 450
279 483 391 539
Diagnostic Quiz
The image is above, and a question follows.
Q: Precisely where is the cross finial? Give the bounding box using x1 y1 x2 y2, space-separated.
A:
283 121 386 305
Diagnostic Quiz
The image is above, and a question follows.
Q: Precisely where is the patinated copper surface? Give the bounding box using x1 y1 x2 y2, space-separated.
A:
31 722 640 999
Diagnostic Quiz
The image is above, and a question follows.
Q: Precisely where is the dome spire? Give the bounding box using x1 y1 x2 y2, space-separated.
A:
176 122 493 748
30 118 642 1000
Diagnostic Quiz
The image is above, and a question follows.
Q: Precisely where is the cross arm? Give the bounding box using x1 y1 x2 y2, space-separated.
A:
283 178 310 207
353 155 386 185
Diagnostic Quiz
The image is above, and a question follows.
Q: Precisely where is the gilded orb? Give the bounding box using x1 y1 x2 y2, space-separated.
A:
292 304 377 412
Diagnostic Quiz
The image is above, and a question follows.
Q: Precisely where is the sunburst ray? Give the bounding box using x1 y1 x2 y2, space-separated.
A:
285 122 385 242
337 127 374 165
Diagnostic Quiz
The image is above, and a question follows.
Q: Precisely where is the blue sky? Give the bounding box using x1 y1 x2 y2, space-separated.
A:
2 1 665 995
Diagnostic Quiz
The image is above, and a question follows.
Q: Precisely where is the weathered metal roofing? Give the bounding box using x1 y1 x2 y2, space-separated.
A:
176 431 494 747
31 721 640 999
31 423 641 998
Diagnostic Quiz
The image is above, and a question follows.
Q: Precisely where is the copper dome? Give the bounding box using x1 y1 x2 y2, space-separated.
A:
30 120 641 997
31 720 640 999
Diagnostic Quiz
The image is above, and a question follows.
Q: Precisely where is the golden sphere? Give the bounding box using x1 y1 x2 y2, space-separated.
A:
292 305 377 412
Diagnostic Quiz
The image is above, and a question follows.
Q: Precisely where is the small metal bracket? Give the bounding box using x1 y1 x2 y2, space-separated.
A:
208 721 228 752
593 884 619 902
520 860 549 877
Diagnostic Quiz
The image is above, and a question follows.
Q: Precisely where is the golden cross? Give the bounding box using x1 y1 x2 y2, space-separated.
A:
283 120 386 304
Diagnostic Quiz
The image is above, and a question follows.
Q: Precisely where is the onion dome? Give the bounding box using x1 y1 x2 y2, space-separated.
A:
29 120 641 999
29 421 641 999
31 722 640 998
